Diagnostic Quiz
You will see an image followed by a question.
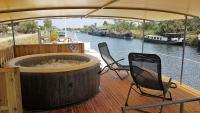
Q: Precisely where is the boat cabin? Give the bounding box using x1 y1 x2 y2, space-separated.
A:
145 35 168 41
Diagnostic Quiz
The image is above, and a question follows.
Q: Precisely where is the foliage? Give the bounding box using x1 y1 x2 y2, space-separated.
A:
103 21 108 26
187 17 200 34
112 20 132 33
0 24 9 33
157 20 184 35
80 23 97 33
38 25 45 30
131 29 142 38
49 31 58 41
114 20 136 33
43 19 52 30
16 21 38 33
186 34 198 46
139 21 160 35
80 20 136 33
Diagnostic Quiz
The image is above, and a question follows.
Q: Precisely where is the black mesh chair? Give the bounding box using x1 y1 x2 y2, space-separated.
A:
125 52 173 106
98 42 129 80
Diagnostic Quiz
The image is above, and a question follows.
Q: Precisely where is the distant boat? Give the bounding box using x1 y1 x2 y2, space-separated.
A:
88 29 109 37
88 29 133 40
58 31 65 37
144 34 183 45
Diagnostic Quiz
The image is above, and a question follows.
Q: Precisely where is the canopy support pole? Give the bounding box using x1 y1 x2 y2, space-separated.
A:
11 20 16 57
180 15 187 84
142 19 145 53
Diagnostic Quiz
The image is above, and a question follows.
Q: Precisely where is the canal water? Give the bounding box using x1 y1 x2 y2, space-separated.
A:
67 31 200 90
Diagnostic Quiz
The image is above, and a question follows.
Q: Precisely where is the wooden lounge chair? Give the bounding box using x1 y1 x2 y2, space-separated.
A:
125 52 173 108
98 42 129 80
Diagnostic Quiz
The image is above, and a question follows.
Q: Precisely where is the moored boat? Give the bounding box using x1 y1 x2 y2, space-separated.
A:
144 35 183 45
88 29 133 40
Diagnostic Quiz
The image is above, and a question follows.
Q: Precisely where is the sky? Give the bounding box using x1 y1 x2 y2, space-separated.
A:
37 18 114 29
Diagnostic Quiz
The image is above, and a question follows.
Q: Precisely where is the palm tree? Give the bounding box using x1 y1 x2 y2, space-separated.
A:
43 19 52 34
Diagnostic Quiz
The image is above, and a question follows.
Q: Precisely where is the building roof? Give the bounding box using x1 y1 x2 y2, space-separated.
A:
0 0 200 22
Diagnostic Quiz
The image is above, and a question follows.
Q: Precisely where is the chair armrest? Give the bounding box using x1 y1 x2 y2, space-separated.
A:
107 58 125 67
165 78 172 89
168 78 172 84
167 78 177 88
115 58 125 63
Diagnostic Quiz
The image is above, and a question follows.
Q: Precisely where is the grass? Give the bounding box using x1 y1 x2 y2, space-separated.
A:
15 34 39 45
0 33 39 50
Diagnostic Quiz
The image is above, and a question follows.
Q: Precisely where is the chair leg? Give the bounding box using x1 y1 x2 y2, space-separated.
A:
113 70 123 80
100 68 109 75
138 86 145 95
98 66 109 74
125 83 134 106
168 91 172 100
126 71 129 76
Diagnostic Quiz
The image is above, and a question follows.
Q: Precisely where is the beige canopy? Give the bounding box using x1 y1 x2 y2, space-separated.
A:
0 0 199 22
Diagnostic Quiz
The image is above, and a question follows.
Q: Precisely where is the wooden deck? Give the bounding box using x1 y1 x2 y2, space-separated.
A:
25 71 200 113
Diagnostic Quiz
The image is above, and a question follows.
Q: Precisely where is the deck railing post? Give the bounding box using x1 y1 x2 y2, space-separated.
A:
11 20 16 57
38 28 42 44
180 15 187 84
142 19 145 53
180 103 184 113
121 107 126 113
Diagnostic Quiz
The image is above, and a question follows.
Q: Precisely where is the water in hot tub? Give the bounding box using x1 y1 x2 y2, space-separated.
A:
33 59 86 68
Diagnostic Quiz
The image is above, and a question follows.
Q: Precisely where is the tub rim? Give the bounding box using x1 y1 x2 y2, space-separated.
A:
7 53 100 73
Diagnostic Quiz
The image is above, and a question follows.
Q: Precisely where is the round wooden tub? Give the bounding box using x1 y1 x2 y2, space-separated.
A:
7 53 100 110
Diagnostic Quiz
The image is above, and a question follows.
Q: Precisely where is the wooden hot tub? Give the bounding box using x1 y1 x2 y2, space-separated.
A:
7 53 100 110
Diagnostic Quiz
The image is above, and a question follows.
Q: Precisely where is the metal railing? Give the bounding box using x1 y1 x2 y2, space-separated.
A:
121 97 200 113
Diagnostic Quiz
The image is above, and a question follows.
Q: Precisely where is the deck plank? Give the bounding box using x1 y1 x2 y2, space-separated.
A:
25 71 200 113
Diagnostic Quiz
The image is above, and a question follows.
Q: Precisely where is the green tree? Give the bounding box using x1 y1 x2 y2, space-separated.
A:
16 21 38 33
113 20 135 33
157 20 184 35
0 24 9 33
43 19 52 31
80 25 93 33
187 17 200 33
103 21 108 26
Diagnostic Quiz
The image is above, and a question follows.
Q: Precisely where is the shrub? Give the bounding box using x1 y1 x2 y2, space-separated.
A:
186 34 198 46
49 31 58 41
16 21 38 34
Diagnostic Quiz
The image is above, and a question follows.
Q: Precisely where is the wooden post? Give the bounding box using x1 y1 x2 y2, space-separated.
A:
38 29 42 44
142 19 145 53
11 21 16 57
0 67 23 113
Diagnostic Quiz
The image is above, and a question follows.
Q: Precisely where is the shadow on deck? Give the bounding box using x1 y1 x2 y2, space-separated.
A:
25 71 200 113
